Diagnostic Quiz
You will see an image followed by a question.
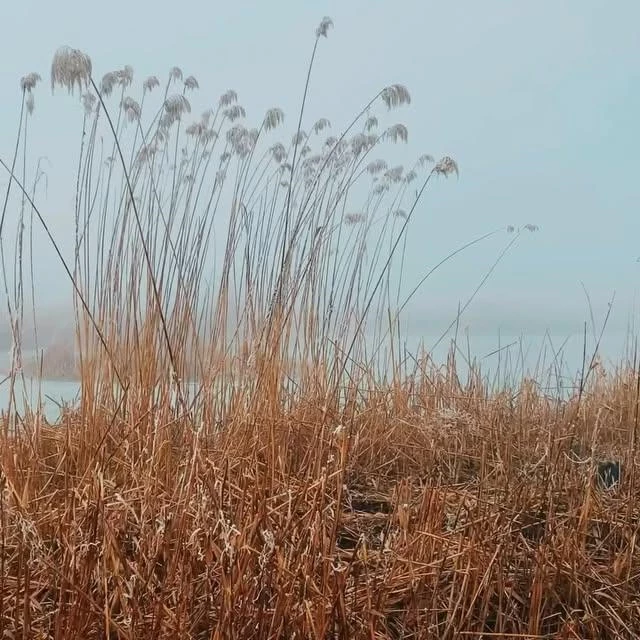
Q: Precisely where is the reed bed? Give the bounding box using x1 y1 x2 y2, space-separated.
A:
0 17 638 639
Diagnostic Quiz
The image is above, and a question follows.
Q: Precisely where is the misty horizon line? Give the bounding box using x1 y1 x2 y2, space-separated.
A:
0 306 633 354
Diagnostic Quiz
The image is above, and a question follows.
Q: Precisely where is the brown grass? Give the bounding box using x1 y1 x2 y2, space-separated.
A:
0 16 635 639
2 364 640 638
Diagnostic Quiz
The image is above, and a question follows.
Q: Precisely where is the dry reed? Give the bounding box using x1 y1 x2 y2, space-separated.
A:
0 17 637 640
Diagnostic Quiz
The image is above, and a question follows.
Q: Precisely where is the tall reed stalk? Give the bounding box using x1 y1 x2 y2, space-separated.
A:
0 18 635 639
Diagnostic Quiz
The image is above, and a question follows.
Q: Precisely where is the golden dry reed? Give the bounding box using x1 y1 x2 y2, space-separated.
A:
0 16 635 640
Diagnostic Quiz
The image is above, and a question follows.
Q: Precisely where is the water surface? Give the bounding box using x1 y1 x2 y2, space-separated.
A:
0 331 631 422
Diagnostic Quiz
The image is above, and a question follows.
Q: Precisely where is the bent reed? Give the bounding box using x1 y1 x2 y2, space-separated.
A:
0 16 638 639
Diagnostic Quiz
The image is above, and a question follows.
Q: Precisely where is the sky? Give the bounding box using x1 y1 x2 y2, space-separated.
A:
0 0 639 352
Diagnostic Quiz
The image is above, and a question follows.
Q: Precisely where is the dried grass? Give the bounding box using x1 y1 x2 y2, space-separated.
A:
2 368 640 638
0 16 634 640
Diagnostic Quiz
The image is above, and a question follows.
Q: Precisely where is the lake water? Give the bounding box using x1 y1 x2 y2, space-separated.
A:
0 331 632 423
0 377 80 422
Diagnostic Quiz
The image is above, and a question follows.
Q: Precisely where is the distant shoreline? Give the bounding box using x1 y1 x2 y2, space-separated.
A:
1 371 81 383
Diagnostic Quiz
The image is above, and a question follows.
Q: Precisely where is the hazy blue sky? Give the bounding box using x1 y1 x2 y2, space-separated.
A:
1 0 639 344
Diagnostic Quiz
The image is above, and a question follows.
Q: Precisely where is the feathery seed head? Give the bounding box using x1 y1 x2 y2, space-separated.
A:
381 84 411 110
235 137 256 157
373 182 389 195
506 225 515 233
226 124 248 152
164 94 191 118
351 133 373 156
224 104 246 122
434 156 459 178
158 113 172 131
291 130 307 146
263 107 285 131
100 72 119 97
404 169 417 183
302 164 316 184
200 128 217 144
219 89 238 107
324 136 337 148
169 66 183 81
51 46 92 94
143 75 160 93
365 115 378 132
186 121 206 137
312 117 331 134
335 140 348 156
136 143 158 164
523 223 539 232
270 143 286 163
386 123 408 143
384 165 404 183
21 72 41 92
120 65 134 87
300 144 311 157
366 159 387 175
184 75 199 91
344 212 366 225
100 66 133 96
316 16 334 38
121 96 141 123
418 154 435 167
335 152 354 172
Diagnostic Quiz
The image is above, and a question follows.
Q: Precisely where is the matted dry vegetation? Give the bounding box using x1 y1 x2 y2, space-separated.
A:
2 363 640 638
0 16 638 640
